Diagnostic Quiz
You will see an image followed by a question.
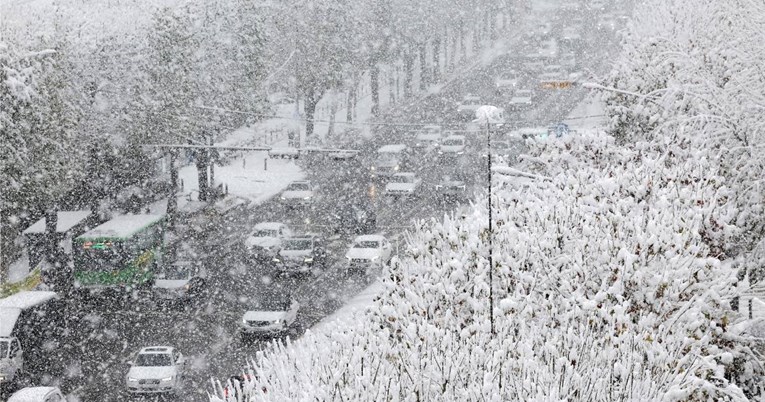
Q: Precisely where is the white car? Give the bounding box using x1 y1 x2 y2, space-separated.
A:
280 181 317 206
436 175 467 198
438 135 467 156
384 173 422 197
413 131 442 153
126 346 185 395
495 70 520 95
345 235 393 271
239 298 300 339
508 89 534 109
8 387 66 402
245 222 292 257
456 95 482 120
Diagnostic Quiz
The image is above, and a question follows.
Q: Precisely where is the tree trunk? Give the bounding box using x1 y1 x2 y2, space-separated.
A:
305 87 319 139
405 51 414 98
418 42 427 89
458 20 466 61
433 36 441 80
371 65 380 116
167 150 178 228
473 22 481 53
489 11 497 42
328 88 337 139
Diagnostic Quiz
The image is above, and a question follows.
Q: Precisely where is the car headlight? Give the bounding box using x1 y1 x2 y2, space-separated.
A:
370 166 376 171
303 196 312 200
273 257 281 263
304 257 313 263
371 256 380 261
394 165 400 171
128 377 139 382
161 376 173 382
280 196 286 200
457 151 464 155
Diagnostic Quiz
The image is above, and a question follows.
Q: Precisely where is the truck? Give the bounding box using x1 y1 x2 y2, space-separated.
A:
0 291 63 390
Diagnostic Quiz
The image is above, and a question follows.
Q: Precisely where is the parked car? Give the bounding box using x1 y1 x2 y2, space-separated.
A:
245 222 293 260
456 94 483 120
438 135 467 156
239 297 299 340
8 387 66 402
273 235 327 276
345 235 393 272
384 173 422 197
125 346 185 396
280 181 317 206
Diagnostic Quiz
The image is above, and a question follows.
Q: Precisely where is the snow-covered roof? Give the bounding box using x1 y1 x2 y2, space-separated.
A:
0 291 57 310
77 214 164 240
254 222 285 231
377 144 407 153
22 210 91 234
7 386 60 401
392 172 417 178
354 235 387 243
0 308 21 337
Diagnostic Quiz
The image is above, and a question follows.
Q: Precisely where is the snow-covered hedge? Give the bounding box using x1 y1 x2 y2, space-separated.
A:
211 132 764 401
603 0 765 255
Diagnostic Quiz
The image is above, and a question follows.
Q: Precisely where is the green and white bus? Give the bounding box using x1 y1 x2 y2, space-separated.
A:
73 214 166 289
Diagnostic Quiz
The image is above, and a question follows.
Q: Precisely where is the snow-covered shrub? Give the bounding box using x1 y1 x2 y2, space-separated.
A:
210 132 762 401
603 0 765 253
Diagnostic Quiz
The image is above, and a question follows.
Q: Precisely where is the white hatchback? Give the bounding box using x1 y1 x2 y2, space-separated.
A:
8 387 66 402
126 346 185 395
345 235 393 271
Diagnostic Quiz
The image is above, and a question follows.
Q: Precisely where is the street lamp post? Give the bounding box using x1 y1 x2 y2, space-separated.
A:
474 105 502 336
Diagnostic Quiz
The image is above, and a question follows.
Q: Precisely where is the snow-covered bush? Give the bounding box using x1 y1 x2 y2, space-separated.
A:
603 0 765 254
210 132 763 401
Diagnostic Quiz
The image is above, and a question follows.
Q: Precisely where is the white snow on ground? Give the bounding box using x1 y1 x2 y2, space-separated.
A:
562 92 607 131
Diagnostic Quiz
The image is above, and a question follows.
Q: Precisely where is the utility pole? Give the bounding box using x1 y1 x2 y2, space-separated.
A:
486 119 495 336
475 104 501 336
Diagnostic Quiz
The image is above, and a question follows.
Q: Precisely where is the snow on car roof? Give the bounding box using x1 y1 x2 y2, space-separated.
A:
253 222 284 231
0 291 57 310
78 214 164 240
378 144 407 153
8 386 60 401
392 172 416 178
0 308 22 337
354 235 386 242
22 210 91 234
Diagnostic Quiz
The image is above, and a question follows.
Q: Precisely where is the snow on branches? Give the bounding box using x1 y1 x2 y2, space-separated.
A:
602 0 765 252
211 133 758 401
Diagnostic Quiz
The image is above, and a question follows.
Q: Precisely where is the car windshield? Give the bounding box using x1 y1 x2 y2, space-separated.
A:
253 229 278 237
158 263 192 280
354 240 379 248
283 239 312 250
392 175 414 183
0 340 8 358
286 182 310 191
135 353 172 367
442 138 463 146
